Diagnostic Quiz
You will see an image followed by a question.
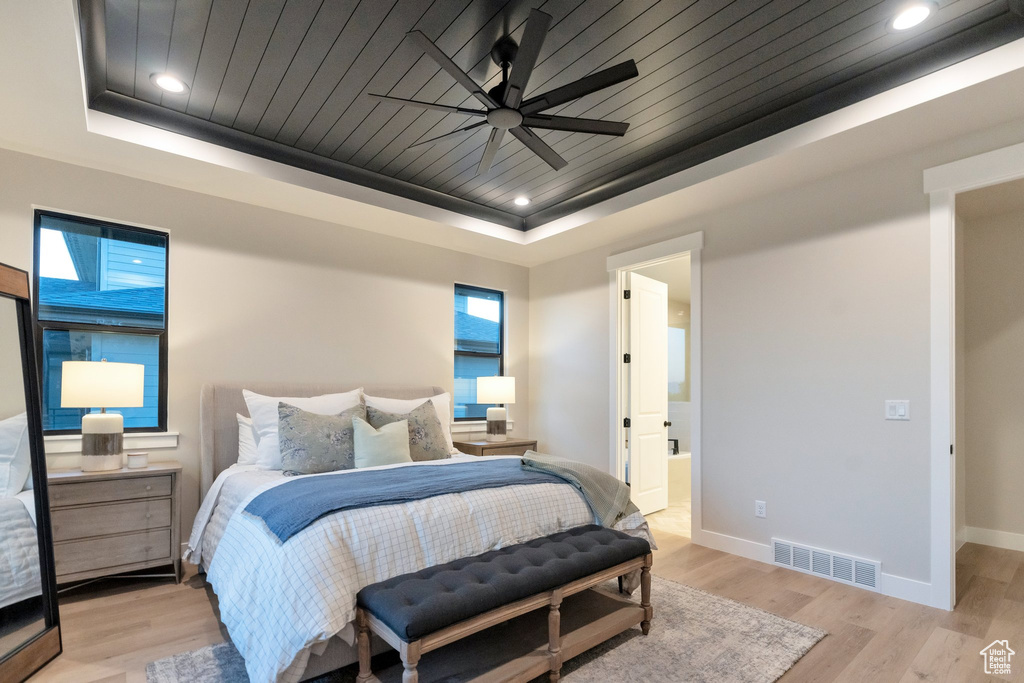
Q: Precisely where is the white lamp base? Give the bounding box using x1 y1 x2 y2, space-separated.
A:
81 454 124 472
80 412 124 472
486 407 508 442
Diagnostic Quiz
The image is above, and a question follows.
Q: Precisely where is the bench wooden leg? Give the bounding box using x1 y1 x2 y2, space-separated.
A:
356 609 373 682
548 589 563 682
401 640 421 683
640 554 653 635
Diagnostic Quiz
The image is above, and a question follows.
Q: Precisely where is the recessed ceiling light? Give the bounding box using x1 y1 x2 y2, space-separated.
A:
514 196 530 206
150 73 188 93
890 3 934 31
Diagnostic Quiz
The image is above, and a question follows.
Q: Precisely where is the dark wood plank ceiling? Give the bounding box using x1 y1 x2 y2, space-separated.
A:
79 0 1024 230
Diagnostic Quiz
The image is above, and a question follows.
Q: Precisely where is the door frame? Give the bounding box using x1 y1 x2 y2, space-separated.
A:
924 139 1024 610
608 231 704 540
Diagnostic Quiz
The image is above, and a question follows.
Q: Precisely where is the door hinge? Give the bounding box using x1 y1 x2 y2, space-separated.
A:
950 444 954 455
623 289 630 299
623 353 631 363
623 417 631 428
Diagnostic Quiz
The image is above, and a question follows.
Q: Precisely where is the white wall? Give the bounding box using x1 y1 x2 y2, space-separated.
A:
0 148 530 539
0 297 26 419
529 119 1024 585
963 207 1024 540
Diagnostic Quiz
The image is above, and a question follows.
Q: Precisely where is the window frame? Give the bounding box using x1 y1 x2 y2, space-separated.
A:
453 283 504 422
32 209 169 435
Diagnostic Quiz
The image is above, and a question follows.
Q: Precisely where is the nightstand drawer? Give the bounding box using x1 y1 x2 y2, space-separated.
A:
50 474 172 506
52 499 171 542
481 444 536 456
54 529 171 577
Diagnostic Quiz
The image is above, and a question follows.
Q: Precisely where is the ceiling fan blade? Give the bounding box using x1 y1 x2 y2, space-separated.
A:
477 128 505 174
523 115 629 136
408 31 499 109
502 9 551 109
510 126 567 171
367 93 486 116
519 60 639 115
409 121 487 148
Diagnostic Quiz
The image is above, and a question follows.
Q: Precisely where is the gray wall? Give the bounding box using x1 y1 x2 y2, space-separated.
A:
529 119 1024 584
0 147 530 538
963 208 1024 538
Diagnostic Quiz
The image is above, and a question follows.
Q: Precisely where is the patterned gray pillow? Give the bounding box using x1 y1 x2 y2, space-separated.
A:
278 402 366 475
366 402 449 462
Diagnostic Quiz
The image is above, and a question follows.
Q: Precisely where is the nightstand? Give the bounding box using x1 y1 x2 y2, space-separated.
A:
47 463 181 585
454 438 538 457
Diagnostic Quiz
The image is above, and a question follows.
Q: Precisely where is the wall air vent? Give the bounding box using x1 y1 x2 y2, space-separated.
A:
771 538 881 592
773 541 792 565
793 546 811 572
833 556 854 583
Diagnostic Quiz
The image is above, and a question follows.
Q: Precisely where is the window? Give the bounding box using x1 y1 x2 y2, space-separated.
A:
454 284 503 421
33 211 168 433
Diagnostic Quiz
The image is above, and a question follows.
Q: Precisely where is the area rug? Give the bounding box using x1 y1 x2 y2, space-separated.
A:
147 576 825 683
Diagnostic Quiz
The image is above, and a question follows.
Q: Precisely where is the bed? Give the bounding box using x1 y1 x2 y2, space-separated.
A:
0 493 40 610
188 383 651 683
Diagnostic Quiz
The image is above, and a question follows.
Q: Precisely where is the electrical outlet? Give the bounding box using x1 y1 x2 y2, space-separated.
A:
755 500 767 518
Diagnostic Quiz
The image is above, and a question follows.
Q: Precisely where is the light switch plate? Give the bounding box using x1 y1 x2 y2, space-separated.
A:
885 400 910 421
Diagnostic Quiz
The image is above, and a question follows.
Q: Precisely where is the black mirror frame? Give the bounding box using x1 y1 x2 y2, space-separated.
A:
0 262 62 681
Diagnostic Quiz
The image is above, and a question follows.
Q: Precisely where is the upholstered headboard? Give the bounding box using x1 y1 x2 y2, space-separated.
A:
199 383 445 497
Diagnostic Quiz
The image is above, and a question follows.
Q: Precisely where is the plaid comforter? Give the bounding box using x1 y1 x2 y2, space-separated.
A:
194 456 651 683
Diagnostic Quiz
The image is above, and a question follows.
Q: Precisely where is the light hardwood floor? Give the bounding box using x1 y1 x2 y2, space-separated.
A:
29 532 1024 682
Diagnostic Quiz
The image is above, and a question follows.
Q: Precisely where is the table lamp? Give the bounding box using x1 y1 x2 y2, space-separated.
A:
61 359 145 472
476 376 515 442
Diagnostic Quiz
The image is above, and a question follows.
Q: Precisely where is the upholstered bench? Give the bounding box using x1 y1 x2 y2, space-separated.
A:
355 525 653 683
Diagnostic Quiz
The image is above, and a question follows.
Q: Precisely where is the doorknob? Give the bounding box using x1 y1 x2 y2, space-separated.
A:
664 421 672 427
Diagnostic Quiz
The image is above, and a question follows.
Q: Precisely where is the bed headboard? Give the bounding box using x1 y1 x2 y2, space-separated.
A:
199 383 446 497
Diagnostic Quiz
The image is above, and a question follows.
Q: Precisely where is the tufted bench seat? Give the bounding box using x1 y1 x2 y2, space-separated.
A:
355 525 652 683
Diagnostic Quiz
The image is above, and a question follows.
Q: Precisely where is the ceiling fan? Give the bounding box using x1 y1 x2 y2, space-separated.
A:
368 9 639 175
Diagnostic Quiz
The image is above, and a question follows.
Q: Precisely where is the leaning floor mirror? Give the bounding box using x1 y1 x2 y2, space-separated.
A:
0 262 60 680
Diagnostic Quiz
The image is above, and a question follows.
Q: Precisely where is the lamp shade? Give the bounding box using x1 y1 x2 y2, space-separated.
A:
60 361 145 409
477 376 515 404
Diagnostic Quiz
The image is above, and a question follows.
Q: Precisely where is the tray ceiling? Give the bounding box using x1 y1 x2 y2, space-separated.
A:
77 0 1024 231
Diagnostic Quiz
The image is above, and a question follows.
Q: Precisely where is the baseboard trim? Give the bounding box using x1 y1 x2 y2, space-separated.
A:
879 572 934 606
691 528 772 564
963 526 1024 552
692 527 934 607
956 527 968 552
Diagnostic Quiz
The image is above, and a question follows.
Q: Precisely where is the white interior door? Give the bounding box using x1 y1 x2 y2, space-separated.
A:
628 272 669 514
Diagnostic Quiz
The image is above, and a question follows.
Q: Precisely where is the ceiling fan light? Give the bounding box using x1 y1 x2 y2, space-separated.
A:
890 3 933 31
150 73 188 93
514 196 530 206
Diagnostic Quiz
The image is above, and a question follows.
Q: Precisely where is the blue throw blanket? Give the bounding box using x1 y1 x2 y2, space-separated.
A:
244 459 565 543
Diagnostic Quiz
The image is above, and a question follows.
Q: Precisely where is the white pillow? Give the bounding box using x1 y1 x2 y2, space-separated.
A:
243 388 363 470
364 392 457 455
0 412 32 497
236 414 258 466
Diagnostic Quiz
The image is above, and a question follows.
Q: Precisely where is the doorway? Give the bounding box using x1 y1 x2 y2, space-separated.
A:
630 257 693 536
608 231 703 543
926 140 1024 611
952 178 1024 605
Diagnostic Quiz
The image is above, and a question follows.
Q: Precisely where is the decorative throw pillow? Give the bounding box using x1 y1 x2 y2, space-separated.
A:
352 417 412 468
366 403 450 462
243 388 363 470
365 393 458 455
278 402 366 476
